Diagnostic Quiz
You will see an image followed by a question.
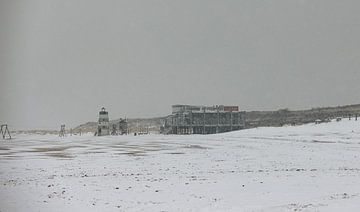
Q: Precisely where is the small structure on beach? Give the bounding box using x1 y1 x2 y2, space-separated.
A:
119 118 128 135
0 124 11 139
97 107 110 136
315 119 322 124
59 124 66 137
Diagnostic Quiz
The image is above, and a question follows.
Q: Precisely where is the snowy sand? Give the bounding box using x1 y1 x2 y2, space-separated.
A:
1 119 360 211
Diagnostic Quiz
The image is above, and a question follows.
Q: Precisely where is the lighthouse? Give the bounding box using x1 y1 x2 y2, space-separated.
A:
97 107 110 136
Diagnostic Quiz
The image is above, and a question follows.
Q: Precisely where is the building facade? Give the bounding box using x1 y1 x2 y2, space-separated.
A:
163 105 246 134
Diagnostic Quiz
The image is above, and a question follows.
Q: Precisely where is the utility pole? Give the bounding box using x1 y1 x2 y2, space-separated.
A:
230 111 233 131
216 106 219 134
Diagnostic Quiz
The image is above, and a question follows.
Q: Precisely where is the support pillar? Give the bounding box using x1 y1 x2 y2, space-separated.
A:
203 109 206 134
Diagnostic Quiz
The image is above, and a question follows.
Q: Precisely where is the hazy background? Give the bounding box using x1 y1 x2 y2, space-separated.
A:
1 0 360 130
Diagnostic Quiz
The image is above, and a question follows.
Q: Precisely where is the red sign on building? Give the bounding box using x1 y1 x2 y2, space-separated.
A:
224 106 239 112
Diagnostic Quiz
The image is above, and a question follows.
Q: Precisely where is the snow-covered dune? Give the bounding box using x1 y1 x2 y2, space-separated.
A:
1 118 360 211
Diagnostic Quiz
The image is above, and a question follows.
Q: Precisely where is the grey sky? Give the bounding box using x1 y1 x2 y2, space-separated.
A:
1 0 360 130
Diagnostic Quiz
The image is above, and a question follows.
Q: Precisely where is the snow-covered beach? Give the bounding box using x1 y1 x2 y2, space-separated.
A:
1 119 360 211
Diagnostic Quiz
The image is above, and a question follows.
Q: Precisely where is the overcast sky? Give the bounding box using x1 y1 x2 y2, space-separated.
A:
1 0 360 130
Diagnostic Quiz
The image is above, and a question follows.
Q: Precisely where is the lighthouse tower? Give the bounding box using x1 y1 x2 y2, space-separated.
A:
97 107 110 136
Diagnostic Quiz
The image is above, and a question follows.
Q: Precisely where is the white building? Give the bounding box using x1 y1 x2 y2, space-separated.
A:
97 107 110 136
